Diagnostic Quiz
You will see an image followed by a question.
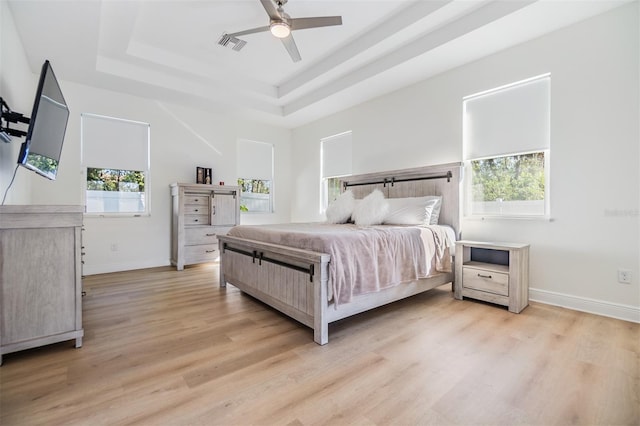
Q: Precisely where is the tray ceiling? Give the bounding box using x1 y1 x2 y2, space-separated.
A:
7 0 629 128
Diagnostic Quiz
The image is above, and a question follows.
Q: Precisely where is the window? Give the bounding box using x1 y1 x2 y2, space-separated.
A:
237 139 273 213
321 131 352 210
237 178 271 212
81 114 150 215
325 176 342 206
463 74 550 218
470 152 547 216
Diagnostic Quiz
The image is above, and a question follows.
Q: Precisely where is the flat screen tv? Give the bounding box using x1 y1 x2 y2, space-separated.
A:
17 60 69 180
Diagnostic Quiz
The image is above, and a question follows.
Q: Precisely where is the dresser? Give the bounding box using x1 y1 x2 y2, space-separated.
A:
171 183 240 270
0 205 84 365
454 240 530 313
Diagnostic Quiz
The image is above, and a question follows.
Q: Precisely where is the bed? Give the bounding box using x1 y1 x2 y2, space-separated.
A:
217 163 462 344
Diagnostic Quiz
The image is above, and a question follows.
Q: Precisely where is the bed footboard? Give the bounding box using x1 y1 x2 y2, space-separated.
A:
218 234 454 345
218 235 331 344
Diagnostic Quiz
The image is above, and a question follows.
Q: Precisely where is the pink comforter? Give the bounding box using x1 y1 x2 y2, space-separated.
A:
227 223 452 306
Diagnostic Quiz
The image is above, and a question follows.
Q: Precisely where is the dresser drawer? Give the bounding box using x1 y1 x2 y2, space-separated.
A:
462 266 509 296
184 227 230 245
184 244 219 263
184 214 209 225
184 205 208 215
184 194 209 205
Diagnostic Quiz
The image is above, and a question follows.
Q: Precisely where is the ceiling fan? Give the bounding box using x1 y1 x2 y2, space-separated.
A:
218 0 343 62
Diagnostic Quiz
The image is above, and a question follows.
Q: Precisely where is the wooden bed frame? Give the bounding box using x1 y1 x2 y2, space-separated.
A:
218 163 462 345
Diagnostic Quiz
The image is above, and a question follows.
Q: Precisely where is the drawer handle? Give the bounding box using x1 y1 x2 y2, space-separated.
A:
206 249 216 253
194 199 199 202
194 209 198 212
194 219 198 222
206 233 216 236
477 273 492 279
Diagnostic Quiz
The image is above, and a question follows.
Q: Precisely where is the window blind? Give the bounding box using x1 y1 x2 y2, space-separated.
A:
464 75 550 159
81 114 150 171
321 131 352 178
237 139 273 180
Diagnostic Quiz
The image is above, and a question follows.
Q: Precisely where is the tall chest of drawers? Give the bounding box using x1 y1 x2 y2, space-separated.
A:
171 183 240 270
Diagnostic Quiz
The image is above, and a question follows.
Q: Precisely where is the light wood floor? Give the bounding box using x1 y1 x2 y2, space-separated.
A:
1 264 638 426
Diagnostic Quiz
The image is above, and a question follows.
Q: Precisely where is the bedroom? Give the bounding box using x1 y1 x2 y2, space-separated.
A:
0 0 638 424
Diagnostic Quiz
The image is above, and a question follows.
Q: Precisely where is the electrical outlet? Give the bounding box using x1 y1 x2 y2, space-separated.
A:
618 269 632 284
110 243 118 252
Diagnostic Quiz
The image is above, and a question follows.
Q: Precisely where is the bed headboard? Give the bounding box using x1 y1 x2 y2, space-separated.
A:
339 162 463 238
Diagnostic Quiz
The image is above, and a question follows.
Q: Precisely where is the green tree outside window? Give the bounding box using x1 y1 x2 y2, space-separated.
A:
471 152 545 202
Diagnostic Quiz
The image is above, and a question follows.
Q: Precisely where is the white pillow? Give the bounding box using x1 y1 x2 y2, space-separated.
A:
384 196 439 225
352 189 389 226
426 196 442 225
325 190 355 224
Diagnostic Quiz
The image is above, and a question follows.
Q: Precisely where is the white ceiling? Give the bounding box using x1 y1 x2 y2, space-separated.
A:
7 0 629 128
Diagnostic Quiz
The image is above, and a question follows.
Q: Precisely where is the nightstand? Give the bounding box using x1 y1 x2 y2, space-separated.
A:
454 240 530 313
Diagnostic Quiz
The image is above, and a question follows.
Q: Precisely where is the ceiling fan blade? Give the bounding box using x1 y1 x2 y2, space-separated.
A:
228 26 270 37
289 16 342 31
259 0 281 20
280 34 301 62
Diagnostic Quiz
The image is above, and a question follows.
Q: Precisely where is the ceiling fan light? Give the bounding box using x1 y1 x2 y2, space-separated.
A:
270 22 290 38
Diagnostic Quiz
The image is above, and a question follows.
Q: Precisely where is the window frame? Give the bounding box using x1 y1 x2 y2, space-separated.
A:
321 175 347 212
236 139 274 214
464 150 550 219
81 113 151 217
320 131 352 213
463 74 551 220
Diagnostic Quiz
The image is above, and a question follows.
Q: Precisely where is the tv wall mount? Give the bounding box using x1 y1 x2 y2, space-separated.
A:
0 97 30 143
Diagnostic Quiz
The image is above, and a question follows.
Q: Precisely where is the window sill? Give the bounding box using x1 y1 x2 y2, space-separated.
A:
84 213 150 218
464 215 552 222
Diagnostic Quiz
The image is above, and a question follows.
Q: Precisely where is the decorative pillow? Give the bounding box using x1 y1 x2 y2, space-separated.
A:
352 189 389 226
325 190 355 224
384 196 440 225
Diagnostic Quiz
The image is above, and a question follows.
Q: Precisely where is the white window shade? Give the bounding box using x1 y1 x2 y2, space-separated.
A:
322 131 352 178
464 75 550 159
82 114 149 171
237 139 273 180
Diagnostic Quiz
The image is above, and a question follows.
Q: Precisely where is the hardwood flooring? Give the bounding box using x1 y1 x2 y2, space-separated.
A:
1 264 638 425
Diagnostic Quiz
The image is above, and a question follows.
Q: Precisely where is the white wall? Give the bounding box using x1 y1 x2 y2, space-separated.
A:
0 0 34 204
56 84 292 275
291 4 640 320
1 2 293 274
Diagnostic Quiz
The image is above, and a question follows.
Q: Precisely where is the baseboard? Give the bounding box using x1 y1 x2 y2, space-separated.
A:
83 259 171 276
529 287 640 323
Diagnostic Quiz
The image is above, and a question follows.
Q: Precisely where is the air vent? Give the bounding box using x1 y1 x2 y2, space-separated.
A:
218 33 246 51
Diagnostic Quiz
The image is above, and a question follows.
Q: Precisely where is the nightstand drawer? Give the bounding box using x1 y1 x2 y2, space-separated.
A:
184 244 218 263
462 266 509 296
